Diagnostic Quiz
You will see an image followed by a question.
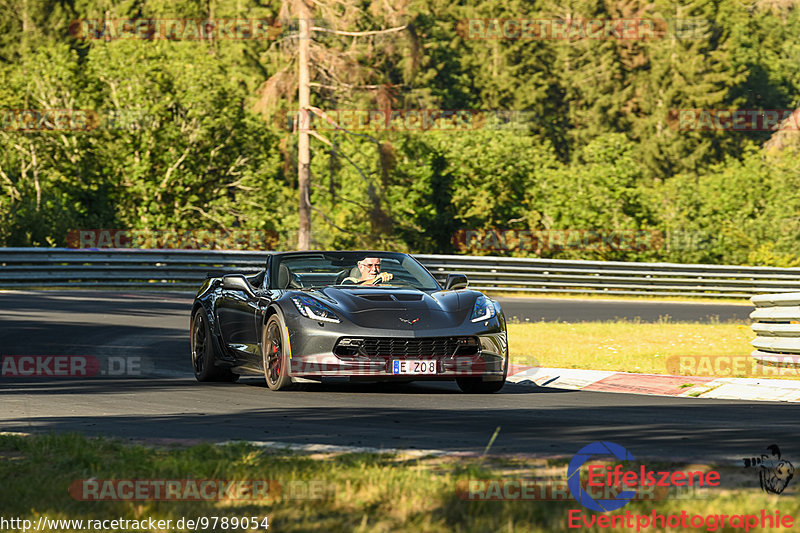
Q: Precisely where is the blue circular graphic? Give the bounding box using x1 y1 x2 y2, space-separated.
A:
567 441 637 512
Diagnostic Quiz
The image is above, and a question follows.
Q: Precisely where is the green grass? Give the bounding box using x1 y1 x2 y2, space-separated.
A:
506 320 800 379
1 433 798 532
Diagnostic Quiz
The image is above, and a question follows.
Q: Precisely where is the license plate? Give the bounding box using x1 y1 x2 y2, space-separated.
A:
392 360 437 375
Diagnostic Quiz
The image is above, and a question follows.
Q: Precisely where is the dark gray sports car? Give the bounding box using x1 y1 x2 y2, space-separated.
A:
190 251 508 393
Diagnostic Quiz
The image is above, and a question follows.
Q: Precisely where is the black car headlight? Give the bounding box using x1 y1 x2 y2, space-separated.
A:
470 295 497 322
292 296 341 323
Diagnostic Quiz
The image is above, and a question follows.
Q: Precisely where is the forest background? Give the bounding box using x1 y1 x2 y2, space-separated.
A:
1 0 799 266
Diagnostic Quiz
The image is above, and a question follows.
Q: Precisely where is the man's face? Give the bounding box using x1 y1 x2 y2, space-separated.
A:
357 257 381 279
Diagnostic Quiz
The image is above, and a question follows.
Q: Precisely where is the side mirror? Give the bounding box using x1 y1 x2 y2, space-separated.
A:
444 273 469 290
222 274 255 297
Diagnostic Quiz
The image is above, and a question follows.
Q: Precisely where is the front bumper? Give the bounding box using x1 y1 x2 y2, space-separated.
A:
283 310 507 381
289 351 506 380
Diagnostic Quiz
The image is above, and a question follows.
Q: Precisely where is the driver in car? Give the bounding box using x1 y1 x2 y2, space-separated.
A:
344 257 393 285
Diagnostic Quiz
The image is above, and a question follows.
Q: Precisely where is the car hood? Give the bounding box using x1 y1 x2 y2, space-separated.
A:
296 287 481 330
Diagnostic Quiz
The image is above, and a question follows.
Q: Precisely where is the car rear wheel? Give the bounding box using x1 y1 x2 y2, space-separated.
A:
191 309 238 382
263 314 294 391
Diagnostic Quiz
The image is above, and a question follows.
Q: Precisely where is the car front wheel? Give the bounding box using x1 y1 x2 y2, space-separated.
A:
263 314 294 391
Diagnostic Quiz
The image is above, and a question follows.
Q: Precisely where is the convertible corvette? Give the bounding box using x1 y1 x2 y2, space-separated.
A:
190 251 508 393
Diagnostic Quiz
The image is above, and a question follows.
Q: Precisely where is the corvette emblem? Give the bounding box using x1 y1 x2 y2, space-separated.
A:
399 317 420 325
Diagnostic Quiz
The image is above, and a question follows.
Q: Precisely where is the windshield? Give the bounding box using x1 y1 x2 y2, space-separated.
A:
271 252 440 291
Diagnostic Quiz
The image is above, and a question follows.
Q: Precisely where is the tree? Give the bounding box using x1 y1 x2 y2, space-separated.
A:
257 0 410 250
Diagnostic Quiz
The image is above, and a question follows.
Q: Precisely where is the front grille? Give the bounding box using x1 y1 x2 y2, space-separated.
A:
335 336 479 358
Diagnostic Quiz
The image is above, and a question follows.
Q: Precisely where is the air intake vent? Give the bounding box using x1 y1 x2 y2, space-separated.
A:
356 293 424 302
358 294 395 301
392 294 424 301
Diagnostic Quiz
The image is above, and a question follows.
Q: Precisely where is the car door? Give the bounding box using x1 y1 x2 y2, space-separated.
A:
216 273 262 359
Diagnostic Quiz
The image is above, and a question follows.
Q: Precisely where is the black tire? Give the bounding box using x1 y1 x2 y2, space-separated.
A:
191 309 238 382
456 353 508 394
263 314 294 391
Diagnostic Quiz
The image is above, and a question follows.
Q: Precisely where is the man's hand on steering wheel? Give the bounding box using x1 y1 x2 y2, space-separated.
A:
369 272 393 285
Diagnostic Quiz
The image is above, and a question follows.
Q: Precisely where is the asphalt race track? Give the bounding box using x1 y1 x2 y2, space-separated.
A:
1 290 795 463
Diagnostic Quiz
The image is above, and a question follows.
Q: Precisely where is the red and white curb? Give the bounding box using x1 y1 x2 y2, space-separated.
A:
507 365 800 402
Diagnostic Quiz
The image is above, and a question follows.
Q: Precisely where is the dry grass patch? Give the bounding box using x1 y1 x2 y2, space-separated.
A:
508 321 768 376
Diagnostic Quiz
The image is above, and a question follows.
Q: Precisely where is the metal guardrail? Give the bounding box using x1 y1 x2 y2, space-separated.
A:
750 293 800 363
2 248 800 297
417 254 800 297
0 248 269 289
